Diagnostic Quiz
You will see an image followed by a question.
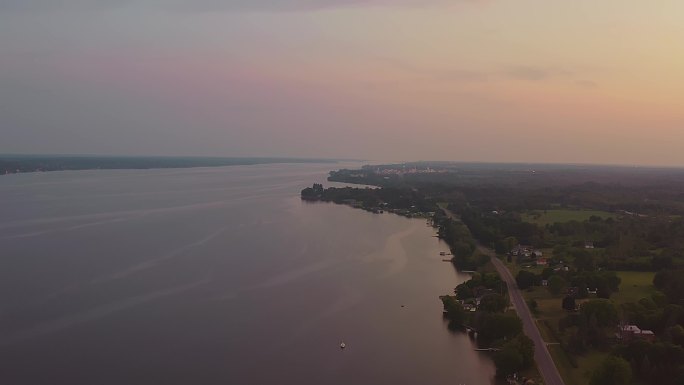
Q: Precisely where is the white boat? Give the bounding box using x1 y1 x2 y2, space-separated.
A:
340 341 346 349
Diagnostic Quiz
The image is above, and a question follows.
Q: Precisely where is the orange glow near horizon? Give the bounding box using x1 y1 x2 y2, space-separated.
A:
1 0 682 165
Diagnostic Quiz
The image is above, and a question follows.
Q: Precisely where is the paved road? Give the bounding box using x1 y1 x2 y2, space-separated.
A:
482 246 565 385
438 205 564 385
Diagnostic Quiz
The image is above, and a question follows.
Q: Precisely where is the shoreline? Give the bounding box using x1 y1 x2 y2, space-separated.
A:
0 155 341 176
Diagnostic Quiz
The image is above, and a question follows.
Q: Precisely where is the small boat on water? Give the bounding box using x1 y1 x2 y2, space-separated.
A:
340 341 346 349
440 251 447 256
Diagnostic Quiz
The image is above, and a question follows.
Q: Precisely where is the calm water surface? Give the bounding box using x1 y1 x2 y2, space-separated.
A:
0 163 495 385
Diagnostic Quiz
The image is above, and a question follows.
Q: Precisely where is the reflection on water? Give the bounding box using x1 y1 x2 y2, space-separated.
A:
0 164 495 385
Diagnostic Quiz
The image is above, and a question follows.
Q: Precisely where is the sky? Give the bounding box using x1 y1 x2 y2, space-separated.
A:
0 1 683 166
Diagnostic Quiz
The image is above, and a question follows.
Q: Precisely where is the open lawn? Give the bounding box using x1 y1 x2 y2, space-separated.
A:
550 348 609 385
548 345 577 385
520 284 606 385
522 209 616 226
502 261 656 385
522 286 576 322
612 271 656 305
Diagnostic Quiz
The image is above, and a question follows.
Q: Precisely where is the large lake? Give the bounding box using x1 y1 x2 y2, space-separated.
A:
0 163 495 385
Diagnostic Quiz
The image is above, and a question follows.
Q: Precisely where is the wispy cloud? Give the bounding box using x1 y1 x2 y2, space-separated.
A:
505 65 573 81
378 58 490 83
0 0 475 13
575 79 599 89
383 59 595 87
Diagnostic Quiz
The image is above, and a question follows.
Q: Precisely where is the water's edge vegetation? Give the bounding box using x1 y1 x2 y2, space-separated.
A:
303 161 684 385
302 181 537 383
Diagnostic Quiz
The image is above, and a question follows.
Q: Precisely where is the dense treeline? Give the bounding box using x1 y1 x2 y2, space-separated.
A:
301 184 438 213
434 216 490 271
654 270 684 305
559 299 619 352
614 341 684 385
516 269 621 298
330 163 684 272
454 272 507 300
330 162 684 195
457 205 542 247
324 162 684 383
442 271 533 378
453 199 684 272
511 253 684 384
573 271 684 385
435 206 533 378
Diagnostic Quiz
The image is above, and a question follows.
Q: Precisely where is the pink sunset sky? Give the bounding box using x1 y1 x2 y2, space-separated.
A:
1 1 683 165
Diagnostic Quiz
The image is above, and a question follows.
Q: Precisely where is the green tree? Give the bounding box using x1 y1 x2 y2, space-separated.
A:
638 297 657 310
493 334 535 377
572 249 595 271
669 325 684 346
477 313 523 340
528 299 538 313
580 299 618 328
652 291 668 307
504 236 519 251
516 270 539 289
652 255 673 271
479 293 508 313
562 295 577 311
590 356 632 385
505 334 535 368
548 275 568 295
494 240 508 254
493 348 523 378
541 267 555 280
639 355 651 379
452 241 475 258
441 296 467 325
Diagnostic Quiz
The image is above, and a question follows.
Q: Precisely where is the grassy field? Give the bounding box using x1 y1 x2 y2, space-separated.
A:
522 209 616 226
499 251 655 385
556 348 608 385
513 269 657 316
612 271 656 305
513 269 655 385
523 287 567 319
520 286 607 385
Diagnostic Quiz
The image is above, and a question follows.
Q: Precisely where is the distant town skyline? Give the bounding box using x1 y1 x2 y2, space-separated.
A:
1 1 683 166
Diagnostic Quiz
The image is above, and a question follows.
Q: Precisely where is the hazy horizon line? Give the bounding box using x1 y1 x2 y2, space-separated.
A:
2 152 683 170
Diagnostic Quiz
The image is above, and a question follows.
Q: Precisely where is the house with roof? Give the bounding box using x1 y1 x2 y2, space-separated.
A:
510 245 533 257
618 324 656 342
